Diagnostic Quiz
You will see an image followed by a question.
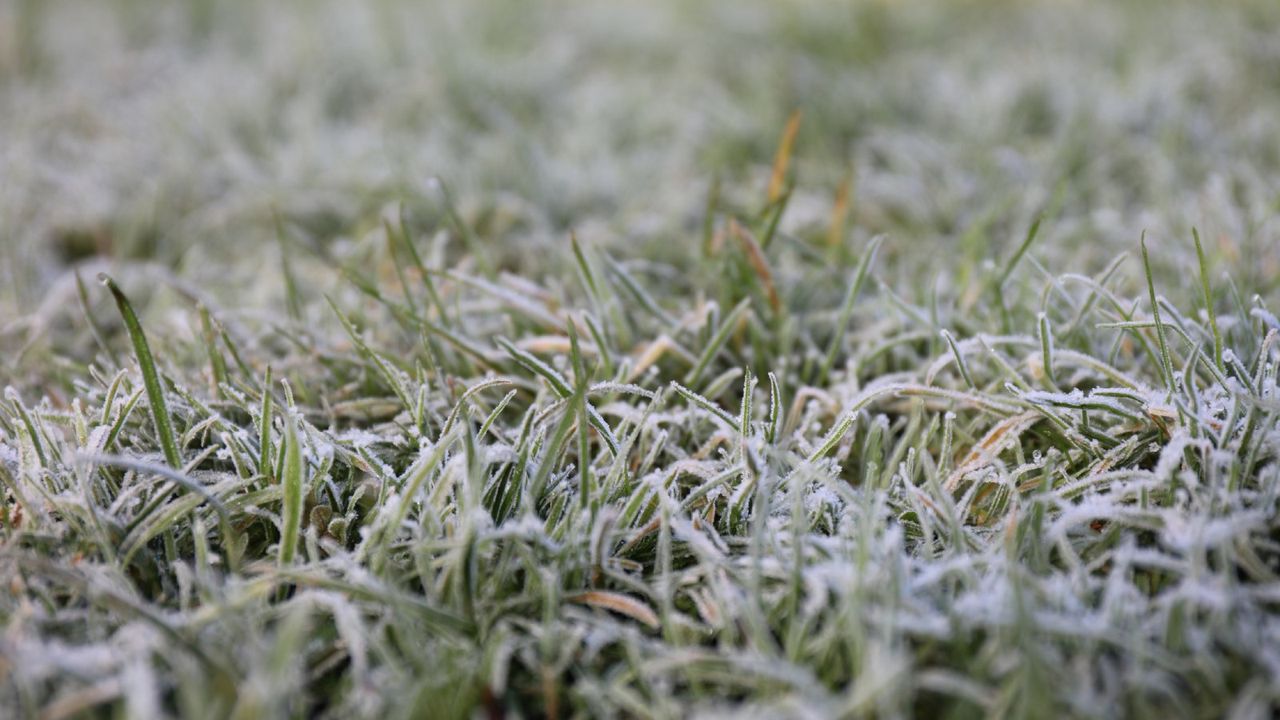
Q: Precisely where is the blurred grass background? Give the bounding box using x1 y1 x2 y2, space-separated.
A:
3 0 1278 347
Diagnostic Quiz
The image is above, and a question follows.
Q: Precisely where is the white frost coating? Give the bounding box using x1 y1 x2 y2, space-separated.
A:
334 428 387 447
0 441 18 466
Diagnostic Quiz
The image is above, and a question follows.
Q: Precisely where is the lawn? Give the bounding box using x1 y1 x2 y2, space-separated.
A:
2 1 1280 717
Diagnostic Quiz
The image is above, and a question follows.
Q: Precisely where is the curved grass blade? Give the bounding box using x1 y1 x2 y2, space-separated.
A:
498 336 619 455
100 274 181 470
1193 227 1224 373
684 298 750 388
671 381 740 432
767 109 802 203
818 235 883 384
1140 235 1176 395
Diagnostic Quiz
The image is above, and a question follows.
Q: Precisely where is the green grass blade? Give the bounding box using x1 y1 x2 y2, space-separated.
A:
1193 227 1224 373
1140 235 1176 395
278 411 304 567
100 274 181 469
684 298 750 388
819 235 883 383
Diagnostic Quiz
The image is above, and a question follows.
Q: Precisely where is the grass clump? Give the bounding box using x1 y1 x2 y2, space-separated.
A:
2 1 1280 718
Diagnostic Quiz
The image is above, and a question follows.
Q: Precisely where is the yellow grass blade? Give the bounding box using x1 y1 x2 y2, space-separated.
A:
568 591 661 629
767 109 802 202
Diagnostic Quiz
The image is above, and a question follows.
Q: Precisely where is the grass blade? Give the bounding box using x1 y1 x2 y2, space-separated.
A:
819 235 883 383
767 109 802 203
278 411 304 567
100 274 181 470
1193 227 1224 373
1141 234 1176 395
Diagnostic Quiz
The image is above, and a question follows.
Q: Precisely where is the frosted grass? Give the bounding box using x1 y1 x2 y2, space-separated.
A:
2 0 1280 718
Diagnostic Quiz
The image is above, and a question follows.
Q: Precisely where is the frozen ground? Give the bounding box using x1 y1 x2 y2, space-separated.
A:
2 1 1280 717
